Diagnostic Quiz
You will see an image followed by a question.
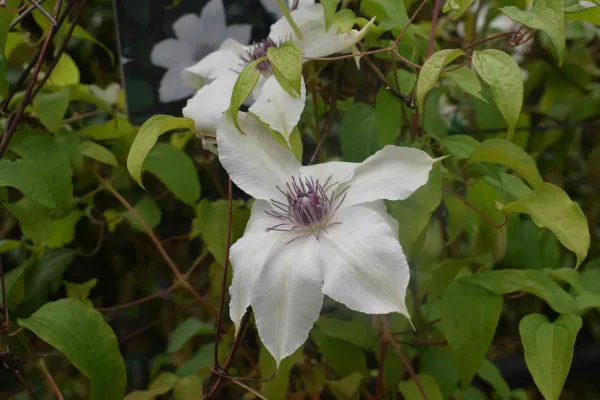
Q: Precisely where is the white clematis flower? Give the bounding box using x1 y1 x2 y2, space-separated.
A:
182 3 373 149
150 0 251 103
261 0 316 18
218 112 439 366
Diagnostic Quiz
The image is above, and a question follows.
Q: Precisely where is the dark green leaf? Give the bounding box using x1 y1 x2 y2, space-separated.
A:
327 372 363 400
168 318 214 353
340 103 379 161
477 359 511 400
311 328 368 377
259 344 304 399
398 374 443 400
176 343 214 377
122 197 162 232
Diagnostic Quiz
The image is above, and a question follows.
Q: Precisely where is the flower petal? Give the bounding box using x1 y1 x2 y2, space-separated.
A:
182 74 238 133
269 4 325 42
253 234 323 366
248 75 307 144
157 63 196 103
299 161 357 189
341 145 437 208
261 0 317 17
172 13 204 47
301 18 375 58
150 39 193 69
196 0 227 43
217 112 301 200
363 200 399 235
181 47 243 86
320 205 410 315
226 24 253 45
229 200 284 333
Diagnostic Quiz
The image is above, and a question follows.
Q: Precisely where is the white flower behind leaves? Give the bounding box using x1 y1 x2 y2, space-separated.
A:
218 112 441 366
182 3 373 150
150 0 251 103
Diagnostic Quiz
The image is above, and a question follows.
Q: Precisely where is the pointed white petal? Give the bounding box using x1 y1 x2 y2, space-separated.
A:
182 74 238 133
302 18 375 58
181 48 243 86
217 112 301 200
150 39 193 69
226 24 253 45
362 200 399 236
341 146 436 208
269 4 325 42
253 234 323 366
229 200 283 333
157 63 196 103
320 205 410 316
196 0 227 44
172 13 205 46
249 75 307 144
299 161 357 188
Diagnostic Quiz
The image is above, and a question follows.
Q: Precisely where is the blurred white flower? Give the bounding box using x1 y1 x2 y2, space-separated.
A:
182 4 373 149
260 0 315 17
218 111 439 365
89 83 121 105
150 0 251 103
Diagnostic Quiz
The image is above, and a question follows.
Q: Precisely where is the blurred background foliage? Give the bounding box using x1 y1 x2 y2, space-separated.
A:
0 0 599 399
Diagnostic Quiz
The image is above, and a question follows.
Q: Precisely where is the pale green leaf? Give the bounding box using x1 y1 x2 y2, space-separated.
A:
472 50 523 138
519 314 582 400
469 138 544 189
47 210 85 247
440 135 480 159
441 281 503 386
127 115 195 188
321 0 340 30
48 53 80 86
18 299 127 400
229 58 262 132
268 41 303 98
122 197 162 232
332 9 357 32
5 197 52 244
144 143 200 205
442 0 474 19
417 49 466 110
174 375 204 400
124 372 178 400
65 278 98 301
443 68 486 102
78 118 137 141
477 359 511 400
33 88 71 132
398 374 443 400
79 141 118 167
501 0 565 64
176 343 214 377
168 318 214 353
565 6 600 24
502 183 590 267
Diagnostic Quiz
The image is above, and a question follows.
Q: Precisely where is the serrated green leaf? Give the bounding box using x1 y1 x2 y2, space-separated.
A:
465 269 577 313
143 143 200 205
441 281 503 387
472 50 523 139
519 314 582 400
268 41 303 98
79 141 118 167
167 318 214 353
443 68 486 102
565 6 600 24
49 53 80 86
501 0 565 65
229 58 263 132
417 49 466 110
398 374 443 400
477 359 511 400
127 115 194 188
502 183 590 267
469 138 543 189
321 0 340 30
18 299 127 400
33 88 71 132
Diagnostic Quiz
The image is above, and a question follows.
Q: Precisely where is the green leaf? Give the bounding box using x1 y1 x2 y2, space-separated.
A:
501 0 565 65
124 372 178 399
311 328 368 377
0 51 7 101
443 194 468 245
442 0 474 19
472 50 523 138
174 375 204 400
267 41 303 98
327 372 363 400
340 103 379 161
441 281 503 387
5 197 52 244
79 118 137 141
18 299 127 400
469 138 544 189
502 183 590 267
79 141 118 167
127 115 195 189
465 269 577 313
71 24 115 64
143 143 200 205
122 197 162 232
565 6 600 24
33 88 71 132
176 343 214 377
417 49 466 110
440 135 480 159
48 53 80 86
389 164 442 257
229 58 262 132
322 0 340 30
0 0 18 51
332 9 357 32
316 315 378 349
259 344 304 399
0 258 35 310
519 314 582 400
375 87 403 146
362 0 408 29
167 318 214 353
442 68 486 102
477 359 511 400
420 347 459 398
65 278 98 301
47 210 84 248
398 374 443 400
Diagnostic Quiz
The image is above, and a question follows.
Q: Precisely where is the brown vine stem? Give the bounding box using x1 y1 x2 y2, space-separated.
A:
98 177 217 319
38 359 64 400
428 0 442 58
463 31 516 51
375 338 388 399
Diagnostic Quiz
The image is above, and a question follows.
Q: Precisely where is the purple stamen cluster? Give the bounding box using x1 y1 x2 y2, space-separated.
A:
266 176 347 233
244 40 276 75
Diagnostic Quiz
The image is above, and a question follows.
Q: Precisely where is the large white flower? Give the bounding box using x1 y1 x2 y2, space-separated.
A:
218 112 439 365
150 0 251 103
260 0 316 17
182 4 373 148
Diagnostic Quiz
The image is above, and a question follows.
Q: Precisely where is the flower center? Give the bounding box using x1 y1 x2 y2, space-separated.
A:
266 176 347 235
245 39 277 76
